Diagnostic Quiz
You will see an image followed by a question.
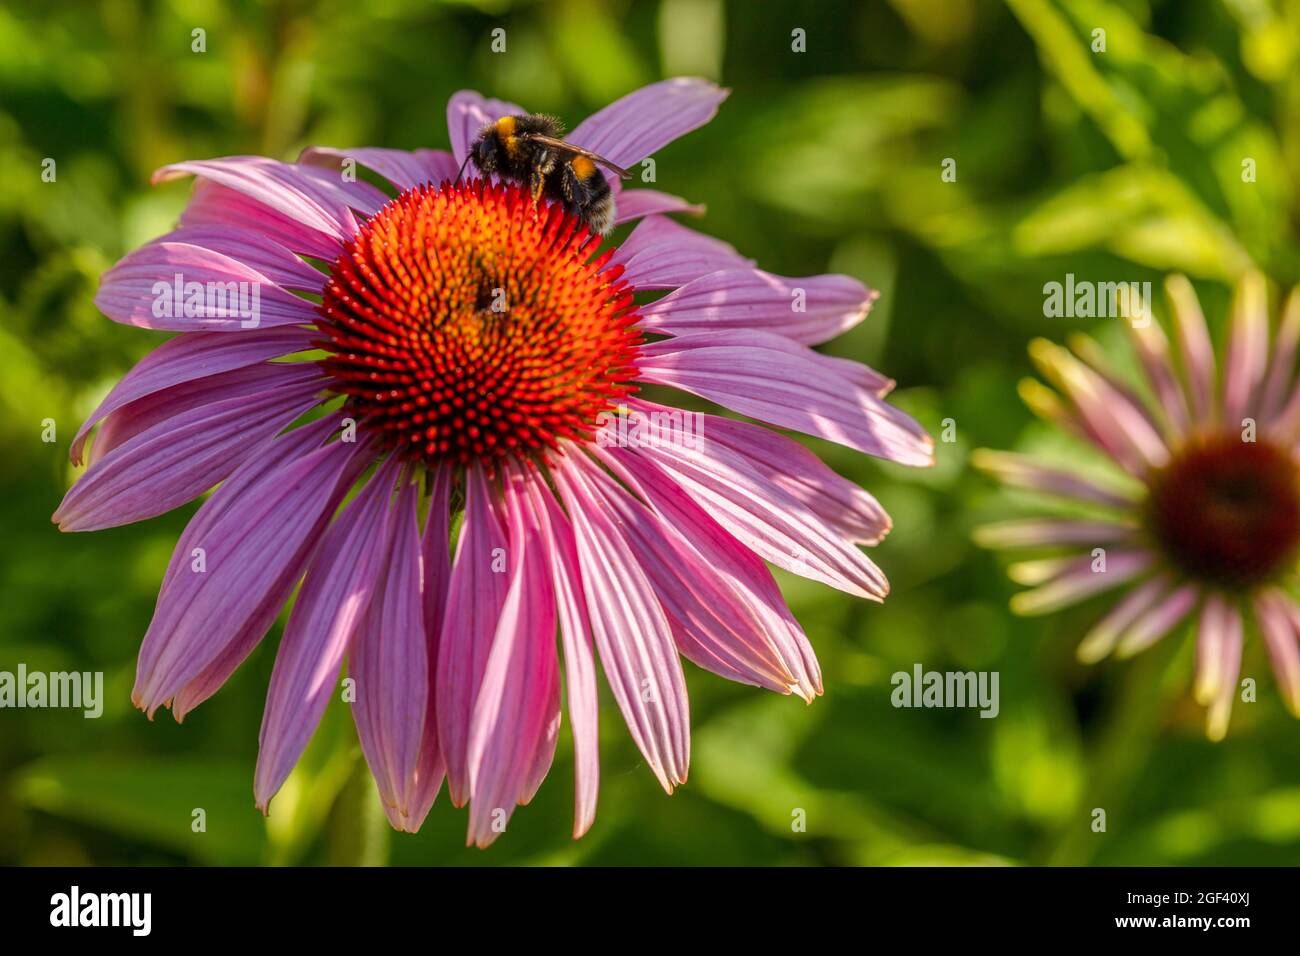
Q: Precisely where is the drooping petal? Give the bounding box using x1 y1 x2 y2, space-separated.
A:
637 329 932 466
552 448 690 793
1194 592 1231 707
167 417 345 719
1114 583 1199 657
85 362 319 468
969 450 1141 509
1257 590 1300 717
71 327 315 465
972 517 1138 550
54 364 326 531
619 399 889 598
569 77 729 169
351 473 444 831
400 465 457 831
131 430 371 714
685 403 892 545
436 465 511 806
523 476 600 838
609 216 751 289
254 456 403 811
299 146 460 193
1076 574 1171 663
465 465 560 848
1007 550 1154 616
1205 601 1243 741
638 269 879 347
601 443 821 699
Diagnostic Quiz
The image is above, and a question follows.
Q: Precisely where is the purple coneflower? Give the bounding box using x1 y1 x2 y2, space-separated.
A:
976 273 1300 740
55 79 933 845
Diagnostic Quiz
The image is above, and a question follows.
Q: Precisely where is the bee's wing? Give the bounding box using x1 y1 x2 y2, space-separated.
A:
520 134 633 179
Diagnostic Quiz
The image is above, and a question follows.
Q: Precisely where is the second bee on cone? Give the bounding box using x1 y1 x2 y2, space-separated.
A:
458 114 632 236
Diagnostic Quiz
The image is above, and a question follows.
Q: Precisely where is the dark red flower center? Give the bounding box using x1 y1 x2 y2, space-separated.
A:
1146 433 1300 589
316 181 641 468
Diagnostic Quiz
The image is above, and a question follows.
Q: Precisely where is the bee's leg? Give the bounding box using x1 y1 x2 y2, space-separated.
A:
529 149 555 206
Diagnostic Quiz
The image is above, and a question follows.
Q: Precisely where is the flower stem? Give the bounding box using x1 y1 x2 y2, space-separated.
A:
324 755 392 867
1043 635 1186 866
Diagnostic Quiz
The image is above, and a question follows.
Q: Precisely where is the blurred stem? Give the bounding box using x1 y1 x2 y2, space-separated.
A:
1044 637 1184 866
324 756 391 867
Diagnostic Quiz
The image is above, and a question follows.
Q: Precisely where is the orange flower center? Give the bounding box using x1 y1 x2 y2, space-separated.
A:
1146 433 1300 589
316 181 641 467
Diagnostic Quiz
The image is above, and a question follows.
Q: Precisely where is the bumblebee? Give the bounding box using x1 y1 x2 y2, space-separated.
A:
457 113 632 236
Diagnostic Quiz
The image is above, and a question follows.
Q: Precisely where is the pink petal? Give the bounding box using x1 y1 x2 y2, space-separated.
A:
401 465 456 830
973 518 1137 549
1257 590 1300 717
155 156 386 239
637 330 933 466
254 456 404 811
299 146 460 193
523 477 601 838
569 78 729 169
1008 550 1154 616
620 398 889 598
609 216 751 289
1114 583 1199 657
612 188 704 226
422 465 455 660
71 327 314 465
699 407 892 545
1166 274 1217 421
166 417 345 719
131 430 372 714
1128 319 1190 439
182 179 344 261
639 269 879 347
1222 272 1269 426
1203 599 1243 740
1077 574 1170 663
601 443 821 699
54 365 326 531
95 239 323 332
552 448 690 793
84 362 318 468
465 466 560 848
642 327 892 395
142 225 327 291
1030 339 1167 474
436 465 511 806
970 449 1140 509
1260 289 1300 421
351 473 444 830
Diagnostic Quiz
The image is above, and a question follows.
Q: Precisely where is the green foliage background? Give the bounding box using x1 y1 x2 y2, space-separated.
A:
3 0 1300 866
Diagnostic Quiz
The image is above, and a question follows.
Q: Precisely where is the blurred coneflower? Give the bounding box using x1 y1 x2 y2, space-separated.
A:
54 79 934 845
975 273 1300 740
